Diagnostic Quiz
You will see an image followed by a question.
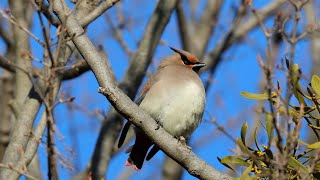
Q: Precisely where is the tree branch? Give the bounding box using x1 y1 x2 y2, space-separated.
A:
59 60 90 80
80 0 120 28
0 21 13 46
0 0 43 178
305 0 320 77
34 0 60 27
0 55 15 72
176 1 191 51
192 0 222 58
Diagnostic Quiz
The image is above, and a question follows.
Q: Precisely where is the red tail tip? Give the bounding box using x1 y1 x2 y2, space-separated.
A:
133 166 140 171
125 160 132 166
125 160 140 171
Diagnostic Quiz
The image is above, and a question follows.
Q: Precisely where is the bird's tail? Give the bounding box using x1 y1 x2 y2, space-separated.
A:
126 132 153 170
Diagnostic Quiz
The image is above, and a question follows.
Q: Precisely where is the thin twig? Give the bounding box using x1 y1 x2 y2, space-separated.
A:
105 14 133 57
0 163 39 180
0 9 45 46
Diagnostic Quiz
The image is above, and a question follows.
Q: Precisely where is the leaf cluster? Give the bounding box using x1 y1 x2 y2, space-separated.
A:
219 64 320 179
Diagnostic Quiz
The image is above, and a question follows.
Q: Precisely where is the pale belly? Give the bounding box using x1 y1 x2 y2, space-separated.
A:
139 81 205 137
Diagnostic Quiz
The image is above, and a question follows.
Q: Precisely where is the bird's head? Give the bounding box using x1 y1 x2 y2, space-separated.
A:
159 47 206 73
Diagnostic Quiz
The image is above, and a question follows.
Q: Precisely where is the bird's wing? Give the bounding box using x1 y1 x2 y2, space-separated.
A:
136 74 157 105
118 74 160 148
146 145 160 161
118 121 132 148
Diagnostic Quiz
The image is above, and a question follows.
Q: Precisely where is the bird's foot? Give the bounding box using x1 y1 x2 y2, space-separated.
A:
178 136 192 150
155 121 163 130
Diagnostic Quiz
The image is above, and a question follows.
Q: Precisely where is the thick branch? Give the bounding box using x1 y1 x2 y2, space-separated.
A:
60 60 90 80
192 0 222 58
0 87 43 179
305 0 320 77
0 22 13 46
176 1 191 51
35 0 60 27
0 0 42 178
0 72 13 161
0 55 15 72
52 0 232 179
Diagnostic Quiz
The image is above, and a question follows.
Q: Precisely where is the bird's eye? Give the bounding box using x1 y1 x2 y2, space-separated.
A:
181 56 192 65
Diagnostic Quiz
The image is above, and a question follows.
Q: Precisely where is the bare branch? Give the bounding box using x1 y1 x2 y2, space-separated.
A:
192 0 222 58
0 163 39 180
176 1 191 51
0 9 45 46
80 0 120 27
105 14 133 56
0 91 43 179
0 55 15 72
0 21 13 46
305 0 320 76
34 0 60 27
59 60 90 80
0 72 13 161
0 0 43 178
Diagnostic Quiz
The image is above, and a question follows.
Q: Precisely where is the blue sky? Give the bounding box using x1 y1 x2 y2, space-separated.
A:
0 0 315 179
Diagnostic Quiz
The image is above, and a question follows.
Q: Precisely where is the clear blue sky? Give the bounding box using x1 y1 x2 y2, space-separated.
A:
0 0 313 179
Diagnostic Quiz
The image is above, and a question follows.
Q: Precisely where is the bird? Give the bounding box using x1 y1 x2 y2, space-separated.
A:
118 46 206 170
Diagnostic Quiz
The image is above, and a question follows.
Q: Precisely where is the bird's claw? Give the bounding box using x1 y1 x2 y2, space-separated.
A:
178 136 186 144
178 136 192 150
155 121 163 130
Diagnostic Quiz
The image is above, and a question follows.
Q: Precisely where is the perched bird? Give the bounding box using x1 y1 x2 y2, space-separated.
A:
118 46 206 170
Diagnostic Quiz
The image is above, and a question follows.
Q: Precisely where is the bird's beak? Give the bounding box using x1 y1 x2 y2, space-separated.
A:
192 62 206 73
193 62 206 68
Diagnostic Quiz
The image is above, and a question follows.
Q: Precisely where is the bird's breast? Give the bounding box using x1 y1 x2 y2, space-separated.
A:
139 79 206 137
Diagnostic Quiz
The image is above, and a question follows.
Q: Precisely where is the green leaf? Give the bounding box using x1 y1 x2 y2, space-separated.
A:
298 139 310 146
311 75 320 96
237 138 250 154
291 64 307 106
266 113 273 142
307 142 320 149
240 164 254 180
217 157 236 172
241 122 248 146
220 156 250 167
288 156 308 173
253 127 260 151
291 64 300 85
240 92 269 100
